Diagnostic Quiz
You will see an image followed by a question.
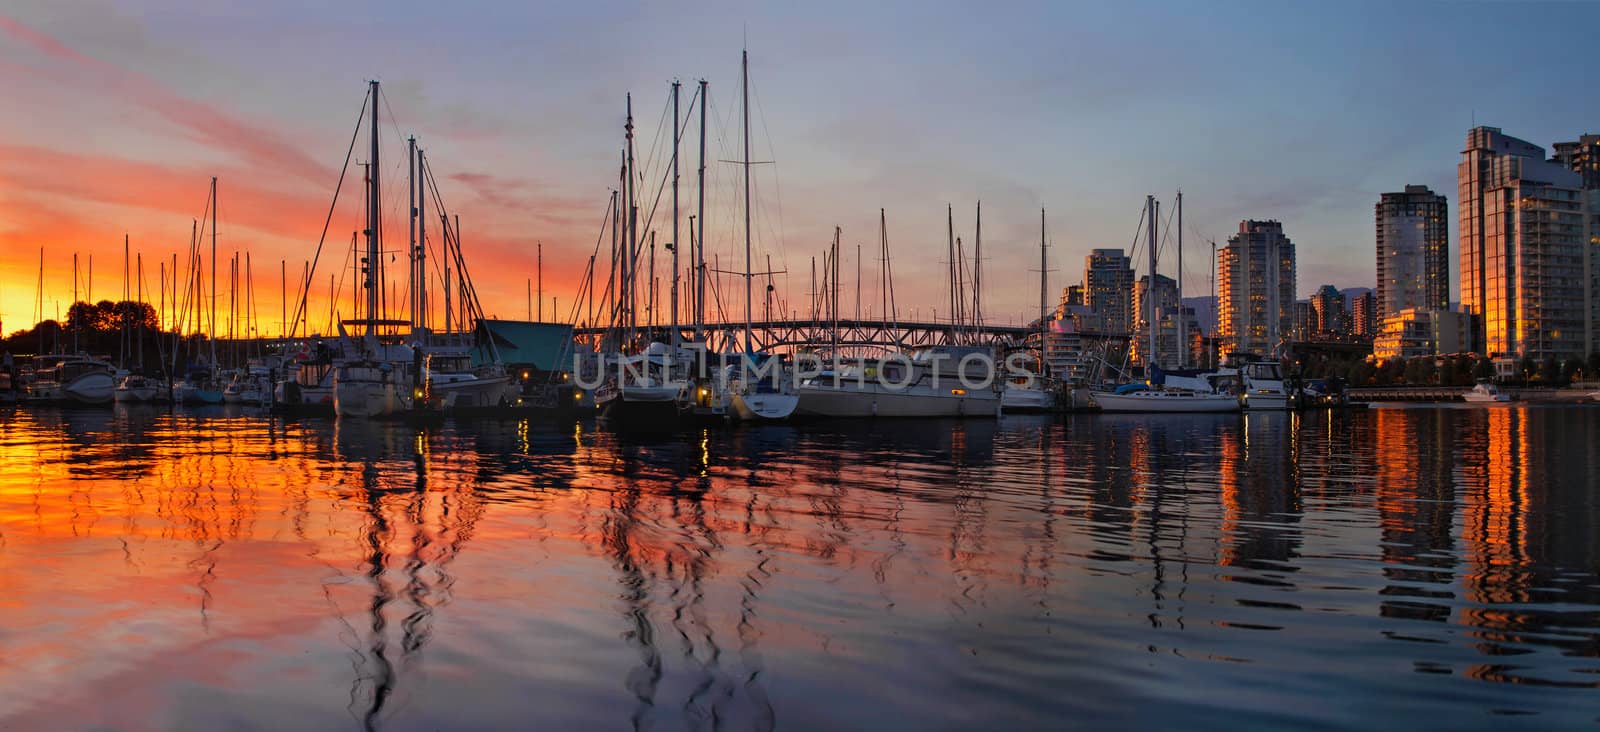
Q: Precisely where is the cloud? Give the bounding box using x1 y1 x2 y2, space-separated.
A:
0 14 332 184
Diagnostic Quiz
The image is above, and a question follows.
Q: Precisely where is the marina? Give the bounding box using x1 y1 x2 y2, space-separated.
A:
0 404 1597 729
4 3 1600 729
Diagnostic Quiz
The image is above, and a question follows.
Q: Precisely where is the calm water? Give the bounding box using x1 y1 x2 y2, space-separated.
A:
1 405 1598 730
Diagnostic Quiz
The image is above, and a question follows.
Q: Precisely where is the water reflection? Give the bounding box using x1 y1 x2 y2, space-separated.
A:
0 404 1597 729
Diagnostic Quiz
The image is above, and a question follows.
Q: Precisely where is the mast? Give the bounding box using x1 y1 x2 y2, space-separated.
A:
741 50 754 354
122 234 130 367
537 241 543 321
881 208 897 335
1146 194 1157 372
974 201 982 334
417 148 428 332
696 79 708 336
670 80 681 344
210 177 218 367
136 252 144 371
946 205 955 335
625 94 638 340
72 252 78 353
365 80 380 339
408 135 416 330
1039 208 1047 368
1176 190 1184 369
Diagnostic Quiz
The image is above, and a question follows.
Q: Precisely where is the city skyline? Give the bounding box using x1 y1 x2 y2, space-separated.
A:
3 2 1599 335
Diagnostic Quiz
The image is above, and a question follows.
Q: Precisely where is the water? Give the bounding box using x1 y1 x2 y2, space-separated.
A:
1 405 1597 730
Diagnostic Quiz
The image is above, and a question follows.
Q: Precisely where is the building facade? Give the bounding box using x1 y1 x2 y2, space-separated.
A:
1375 185 1449 321
1132 274 1184 368
1311 284 1348 337
1351 291 1376 340
1217 220 1296 357
1459 126 1592 360
1083 249 1135 335
1373 308 1469 360
1552 134 1600 356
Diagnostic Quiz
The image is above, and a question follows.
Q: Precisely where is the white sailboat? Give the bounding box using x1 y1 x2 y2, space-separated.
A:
27 355 116 405
1002 208 1060 414
796 345 1002 418
332 81 416 419
1092 194 1240 414
114 373 158 402
727 49 798 422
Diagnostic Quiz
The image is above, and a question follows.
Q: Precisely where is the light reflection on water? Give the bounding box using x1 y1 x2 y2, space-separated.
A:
0 405 1598 730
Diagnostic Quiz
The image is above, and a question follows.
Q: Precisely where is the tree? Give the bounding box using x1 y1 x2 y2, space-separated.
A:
1540 356 1561 384
1562 358 1580 384
1472 357 1495 381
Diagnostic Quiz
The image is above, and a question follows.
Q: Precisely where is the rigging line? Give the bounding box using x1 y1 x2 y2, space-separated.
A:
422 157 491 326
289 87 370 340
635 86 706 249
746 62 788 275
571 192 619 329
1156 196 1176 264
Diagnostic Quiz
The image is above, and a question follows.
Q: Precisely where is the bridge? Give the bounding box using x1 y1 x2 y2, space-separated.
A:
573 319 1038 353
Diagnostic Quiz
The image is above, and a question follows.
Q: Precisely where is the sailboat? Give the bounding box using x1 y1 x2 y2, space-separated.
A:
172 179 225 405
1001 208 1061 413
725 50 798 422
333 81 416 419
1092 194 1238 414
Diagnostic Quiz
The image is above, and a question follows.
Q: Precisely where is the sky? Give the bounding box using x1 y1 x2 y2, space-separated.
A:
2 0 1598 336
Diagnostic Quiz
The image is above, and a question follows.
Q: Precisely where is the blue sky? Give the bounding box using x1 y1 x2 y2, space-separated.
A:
3 0 1596 328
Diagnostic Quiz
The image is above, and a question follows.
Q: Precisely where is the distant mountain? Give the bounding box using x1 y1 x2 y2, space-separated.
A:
1183 296 1216 334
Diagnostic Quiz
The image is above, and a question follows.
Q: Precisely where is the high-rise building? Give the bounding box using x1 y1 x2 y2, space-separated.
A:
1552 134 1600 189
1458 126 1590 360
1311 284 1348 337
1083 249 1134 335
1293 301 1314 341
1351 291 1376 340
1217 220 1296 356
1132 274 1180 367
1375 185 1449 320
1552 134 1600 356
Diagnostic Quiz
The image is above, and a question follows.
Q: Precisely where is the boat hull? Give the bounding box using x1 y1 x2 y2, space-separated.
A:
65 373 116 405
1243 392 1293 410
113 386 158 403
1093 391 1240 413
733 392 799 421
334 381 404 418
1001 387 1055 413
432 375 512 410
796 385 1000 418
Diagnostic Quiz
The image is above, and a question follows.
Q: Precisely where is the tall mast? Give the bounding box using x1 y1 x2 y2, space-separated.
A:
407 135 416 330
537 240 543 321
625 94 638 339
946 204 955 334
974 201 982 333
883 209 896 327
210 177 219 367
122 233 130 366
417 148 428 332
1146 194 1157 372
696 79 708 335
1177 190 1184 369
136 252 144 370
670 80 681 344
1039 207 1047 366
741 50 754 354
365 80 380 338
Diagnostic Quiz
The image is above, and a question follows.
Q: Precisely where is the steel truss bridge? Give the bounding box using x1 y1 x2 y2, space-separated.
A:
574 319 1037 353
